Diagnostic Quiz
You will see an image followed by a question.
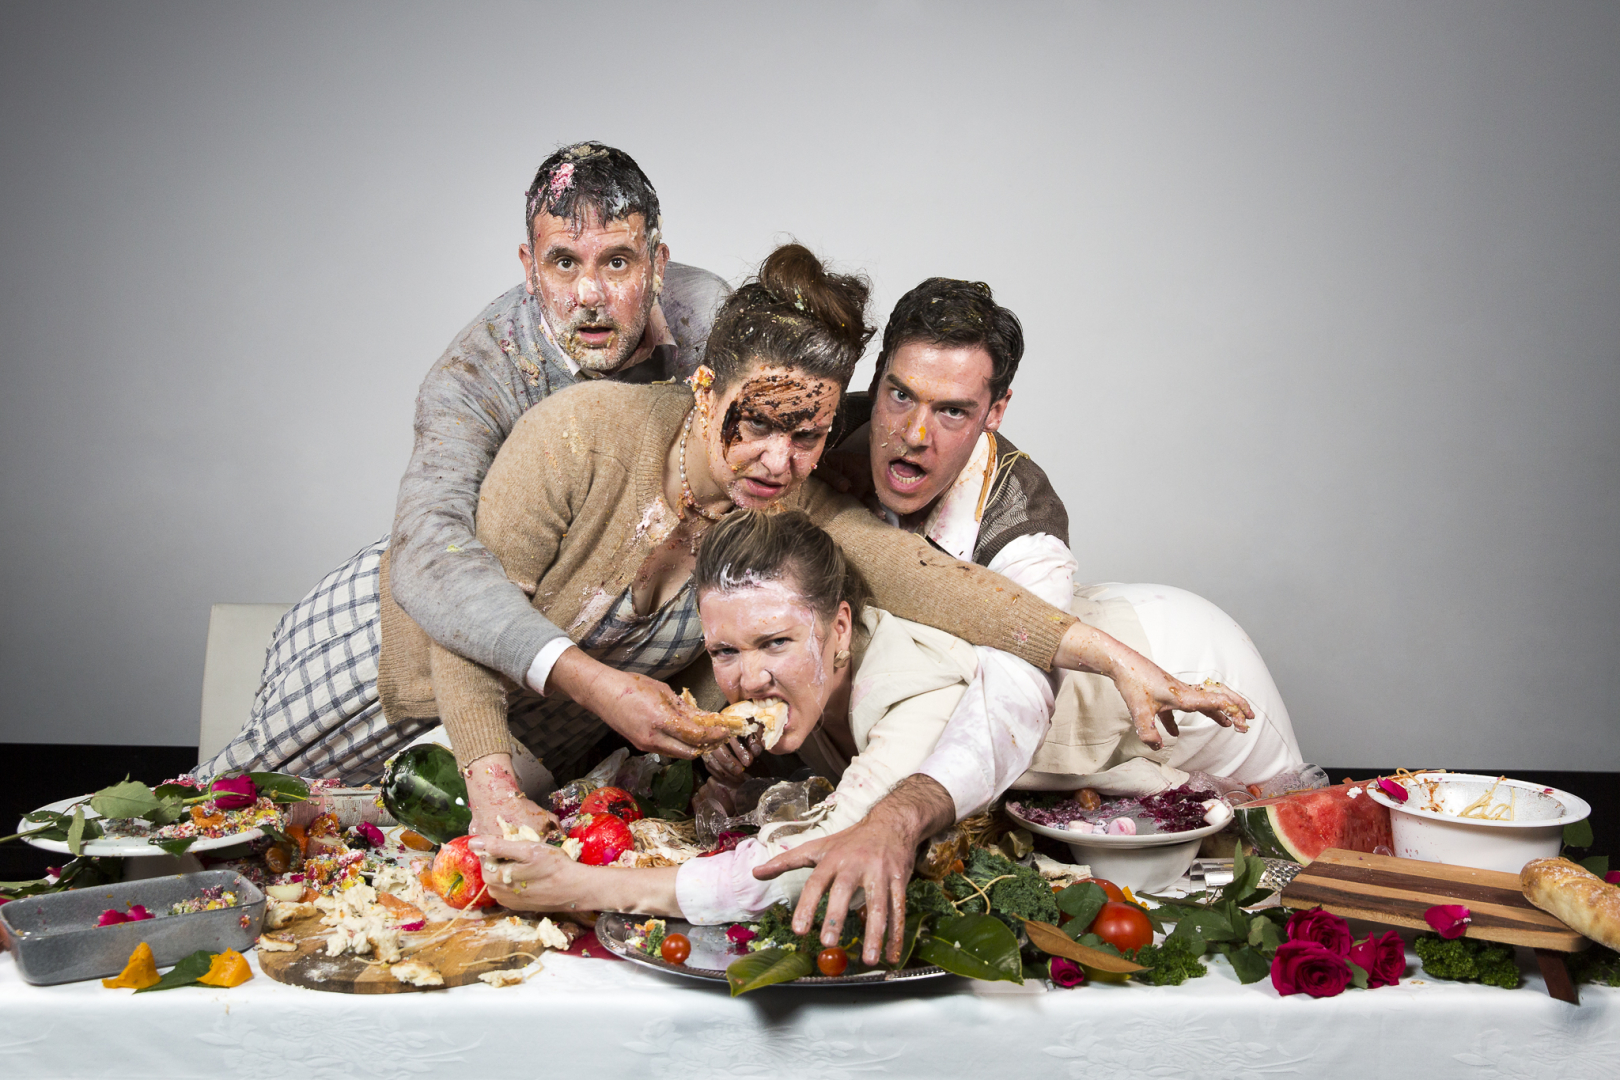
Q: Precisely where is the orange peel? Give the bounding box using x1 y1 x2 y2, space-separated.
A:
197 948 253 988
102 941 161 990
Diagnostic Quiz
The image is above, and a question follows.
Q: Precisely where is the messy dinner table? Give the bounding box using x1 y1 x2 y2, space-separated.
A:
2 929 1617 1080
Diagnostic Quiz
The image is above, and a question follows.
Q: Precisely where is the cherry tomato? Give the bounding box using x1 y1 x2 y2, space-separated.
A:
1080 877 1126 904
660 933 692 965
1087 900 1154 953
816 946 849 976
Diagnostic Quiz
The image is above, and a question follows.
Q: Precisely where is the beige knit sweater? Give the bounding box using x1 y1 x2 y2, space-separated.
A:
377 381 1078 766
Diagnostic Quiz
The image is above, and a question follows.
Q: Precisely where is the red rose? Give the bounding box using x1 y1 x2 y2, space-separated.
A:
209 774 258 811
1271 939 1352 998
1348 930 1406 988
1284 906 1353 956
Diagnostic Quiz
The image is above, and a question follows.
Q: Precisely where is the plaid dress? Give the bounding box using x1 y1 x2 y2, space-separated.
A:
193 539 705 785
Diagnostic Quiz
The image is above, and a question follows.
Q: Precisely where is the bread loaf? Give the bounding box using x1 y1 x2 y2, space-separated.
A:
1520 856 1620 951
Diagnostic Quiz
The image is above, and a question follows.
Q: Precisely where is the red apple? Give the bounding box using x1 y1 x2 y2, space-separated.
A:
569 813 634 866
429 835 497 909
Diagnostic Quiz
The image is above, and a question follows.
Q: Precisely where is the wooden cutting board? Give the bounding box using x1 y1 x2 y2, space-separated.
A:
1280 848 1585 950
258 912 552 994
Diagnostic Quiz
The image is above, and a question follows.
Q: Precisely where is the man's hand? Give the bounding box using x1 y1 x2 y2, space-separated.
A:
463 753 560 838
549 648 733 758
751 775 955 966
702 733 766 784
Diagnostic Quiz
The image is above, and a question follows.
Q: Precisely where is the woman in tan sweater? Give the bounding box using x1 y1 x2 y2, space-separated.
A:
380 244 1252 837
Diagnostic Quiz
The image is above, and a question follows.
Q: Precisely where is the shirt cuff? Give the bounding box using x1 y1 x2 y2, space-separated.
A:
524 636 578 695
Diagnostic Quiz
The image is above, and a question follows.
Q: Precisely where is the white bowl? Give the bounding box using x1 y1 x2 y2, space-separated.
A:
1364 772 1590 875
1006 805 1230 893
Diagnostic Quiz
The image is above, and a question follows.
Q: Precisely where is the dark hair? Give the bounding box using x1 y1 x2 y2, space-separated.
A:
703 243 874 392
695 509 869 623
524 142 661 249
873 278 1024 402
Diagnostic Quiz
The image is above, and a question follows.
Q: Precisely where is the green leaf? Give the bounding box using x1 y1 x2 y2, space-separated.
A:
1348 959 1369 990
1249 915 1282 950
725 948 816 995
89 779 165 821
1054 881 1107 935
143 796 186 828
134 949 216 993
650 760 694 815
154 836 199 857
1580 855 1610 877
915 914 1024 984
1563 820 1595 849
247 772 310 804
1165 917 1205 957
1221 943 1274 984
67 805 88 856
153 783 199 801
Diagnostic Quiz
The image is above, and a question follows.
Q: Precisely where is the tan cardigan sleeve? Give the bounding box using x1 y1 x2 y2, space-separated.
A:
805 483 1078 671
430 402 595 768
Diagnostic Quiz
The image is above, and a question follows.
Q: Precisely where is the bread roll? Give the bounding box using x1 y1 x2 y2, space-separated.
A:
1520 856 1620 950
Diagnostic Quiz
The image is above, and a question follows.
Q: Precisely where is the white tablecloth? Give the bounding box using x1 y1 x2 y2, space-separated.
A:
2 943 1616 1079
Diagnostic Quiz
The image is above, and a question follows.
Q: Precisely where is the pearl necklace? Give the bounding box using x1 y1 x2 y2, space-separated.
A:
678 408 725 523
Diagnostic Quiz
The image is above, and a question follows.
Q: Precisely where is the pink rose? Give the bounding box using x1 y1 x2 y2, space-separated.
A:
1375 777 1408 803
1423 904 1471 939
1285 907 1353 956
97 909 129 926
1605 871 1620 885
1348 930 1406 988
1048 956 1086 988
209 774 258 811
1271 939 1352 998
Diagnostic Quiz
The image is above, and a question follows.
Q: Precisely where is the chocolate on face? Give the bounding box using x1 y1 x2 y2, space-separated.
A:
719 373 832 454
703 366 842 508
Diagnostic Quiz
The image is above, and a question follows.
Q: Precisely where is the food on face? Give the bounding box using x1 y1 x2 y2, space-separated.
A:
1521 856 1620 950
816 946 849 976
428 836 497 909
660 932 693 965
1234 782 1394 864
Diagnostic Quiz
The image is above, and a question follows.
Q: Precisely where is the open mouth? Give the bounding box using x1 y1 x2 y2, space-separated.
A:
572 324 615 347
885 458 929 492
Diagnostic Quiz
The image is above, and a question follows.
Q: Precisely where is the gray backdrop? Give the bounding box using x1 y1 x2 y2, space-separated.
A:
2 2 1616 768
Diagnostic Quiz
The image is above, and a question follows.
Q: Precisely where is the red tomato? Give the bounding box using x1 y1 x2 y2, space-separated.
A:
1087 901 1153 953
1081 877 1127 904
660 933 691 964
578 786 643 823
572 814 635 866
817 946 849 976
429 836 498 909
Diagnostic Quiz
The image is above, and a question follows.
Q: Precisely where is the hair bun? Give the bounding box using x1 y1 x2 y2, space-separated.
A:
756 243 873 354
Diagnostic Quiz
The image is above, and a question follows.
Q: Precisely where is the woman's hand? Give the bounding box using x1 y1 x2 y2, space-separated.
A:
702 733 766 784
548 648 733 758
463 754 560 838
467 835 582 911
1054 622 1253 750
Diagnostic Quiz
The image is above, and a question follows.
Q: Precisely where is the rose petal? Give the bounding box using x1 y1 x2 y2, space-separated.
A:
1606 871 1620 885
399 919 426 932
97 909 130 926
1049 956 1086 988
126 904 155 921
1424 904 1471 939
1376 778 1409 804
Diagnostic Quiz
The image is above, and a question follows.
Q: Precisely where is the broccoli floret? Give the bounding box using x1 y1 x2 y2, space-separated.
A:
1567 944 1620 987
747 897 859 953
942 847 1059 926
906 877 959 920
1128 937 1209 986
1414 932 1521 989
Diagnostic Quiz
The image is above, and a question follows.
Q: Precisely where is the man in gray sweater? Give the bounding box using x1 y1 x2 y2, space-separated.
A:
195 142 730 784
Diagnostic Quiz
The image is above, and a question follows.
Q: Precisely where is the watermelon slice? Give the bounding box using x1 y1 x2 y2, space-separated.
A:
1235 781 1393 864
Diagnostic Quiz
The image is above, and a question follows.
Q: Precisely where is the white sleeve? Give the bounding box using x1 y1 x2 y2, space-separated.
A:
524 636 577 695
916 533 1077 818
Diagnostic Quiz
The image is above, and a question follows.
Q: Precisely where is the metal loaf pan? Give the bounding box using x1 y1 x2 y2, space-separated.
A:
0 869 265 985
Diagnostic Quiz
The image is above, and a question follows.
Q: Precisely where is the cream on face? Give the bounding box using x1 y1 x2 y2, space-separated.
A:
698 578 842 754
521 209 665 373
699 365 842 508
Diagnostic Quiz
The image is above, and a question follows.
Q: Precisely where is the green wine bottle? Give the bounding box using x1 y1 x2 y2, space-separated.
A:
381 744 471 845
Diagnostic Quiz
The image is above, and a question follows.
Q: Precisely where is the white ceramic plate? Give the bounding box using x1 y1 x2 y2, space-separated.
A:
594 912 946 987
1005 803 1229 849
18 795 266 857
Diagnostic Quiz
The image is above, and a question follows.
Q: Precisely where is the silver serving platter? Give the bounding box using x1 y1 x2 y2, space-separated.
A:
0 869 265 985
594 912 947 987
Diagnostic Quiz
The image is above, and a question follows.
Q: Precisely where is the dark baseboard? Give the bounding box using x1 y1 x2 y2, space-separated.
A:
2 746 1614 883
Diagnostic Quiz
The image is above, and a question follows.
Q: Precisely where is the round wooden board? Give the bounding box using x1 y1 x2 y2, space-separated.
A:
258 913 542 994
